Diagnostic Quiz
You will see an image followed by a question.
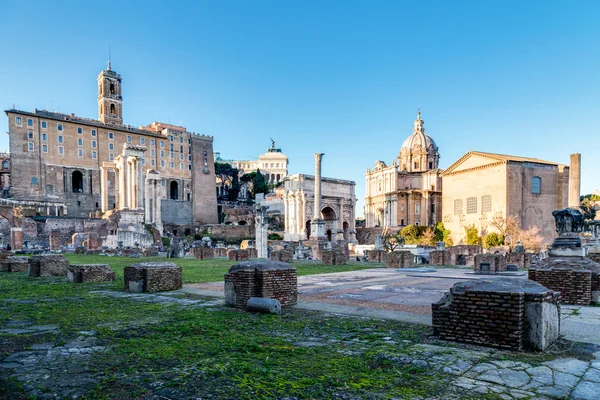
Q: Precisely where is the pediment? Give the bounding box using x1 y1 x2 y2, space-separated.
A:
443 152 505 175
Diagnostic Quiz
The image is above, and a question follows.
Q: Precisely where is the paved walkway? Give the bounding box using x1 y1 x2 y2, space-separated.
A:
182 267 600 345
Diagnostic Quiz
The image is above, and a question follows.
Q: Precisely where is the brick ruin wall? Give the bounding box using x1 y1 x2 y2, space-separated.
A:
190 247 215 260
474 254 507 273
28 255 69 277
429 250 446 265
507 252 533 268
385 251 414 268
68 264 115 283
271 249 294 263
124 264 182 293
228 249 249 261
529 269 593 305
1 256 29 272
321 249 349 265
364 250 387 263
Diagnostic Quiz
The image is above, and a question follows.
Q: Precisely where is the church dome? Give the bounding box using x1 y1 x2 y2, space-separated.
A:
398 111 440 173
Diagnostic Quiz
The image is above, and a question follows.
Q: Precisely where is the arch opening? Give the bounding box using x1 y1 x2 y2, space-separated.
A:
72 171 83 193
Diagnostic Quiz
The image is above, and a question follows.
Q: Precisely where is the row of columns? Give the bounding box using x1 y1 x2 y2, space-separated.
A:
145 176 163 232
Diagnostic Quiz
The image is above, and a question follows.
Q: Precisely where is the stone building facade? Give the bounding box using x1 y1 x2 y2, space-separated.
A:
364 112 442 228
283 174 356 242
4 63 218 230
441 151 573 245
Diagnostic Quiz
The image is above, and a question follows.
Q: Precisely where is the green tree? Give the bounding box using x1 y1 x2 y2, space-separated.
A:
240 169 268 199
382 232 405 251
580 197 597 221
214 162 240 201
434 221 454 246
400 224 420 244
483 232 504 249
465 224 482 245
419 227 436 246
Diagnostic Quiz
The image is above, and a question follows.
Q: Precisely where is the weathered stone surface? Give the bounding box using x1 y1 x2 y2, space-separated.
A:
432 279 560 351
124 262 182 293
270 249 294 263
385 251 414 268
190 247 215 260
364 250 387 263
474 253 506 274
321 249 348 265
227 249 249 261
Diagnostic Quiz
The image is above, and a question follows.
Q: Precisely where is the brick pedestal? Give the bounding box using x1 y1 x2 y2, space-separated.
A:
364 250 387 263
271 249 294 263
1 256 29 272
68 264 115 283
28 255 69 277
474 254 507 274
225 260 297 309
124 262 182 293
227 249 249 261
385 251 414 268
321 249 348 265
191 247 215 260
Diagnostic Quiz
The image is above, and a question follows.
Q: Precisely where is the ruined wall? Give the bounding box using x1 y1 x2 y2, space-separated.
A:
162 199 192 225
385 251 414 268
529 269 593 305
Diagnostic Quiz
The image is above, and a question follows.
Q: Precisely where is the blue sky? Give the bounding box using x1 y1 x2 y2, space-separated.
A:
1 0 599 214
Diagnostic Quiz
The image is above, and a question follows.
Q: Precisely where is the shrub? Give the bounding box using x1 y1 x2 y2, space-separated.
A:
483 232 504 248
465 224 482 246
268 233 283 240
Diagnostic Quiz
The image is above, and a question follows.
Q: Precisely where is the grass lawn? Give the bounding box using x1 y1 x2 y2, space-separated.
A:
0 269 466 400
62 254 382 284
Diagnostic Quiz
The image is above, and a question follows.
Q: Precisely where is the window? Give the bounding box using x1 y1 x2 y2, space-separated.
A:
162 179 165 186
57 123 63 131
170 144 174 151
467 197 477 214
32 177 38 185
91 140 97 148
151 149 155 157
203 151 207 156
58 146 64 155
108 132 114 139
170 161 174 168
28 142 34 151
77 138 83 146
1 161 8 169
532 176 541 194
109 143 114 151
482 195 492 212
413 161 419 169
179 153 183 160
150 139 155 146
77 127 83 134
41 121 47 129
42 144 48 153
160 160 165 167
160 150 164 158
188 155 192 161
27 118 33 127
415 203 420 215
169 135 173 141
179 137 183 143
58 135 63 143
188 147 191 153
127 135 132 143
140 137 145 145
180 145 183 152
91 129 97 137
78 149 83 158
92 151 97 159
180 162 184 170
454 199 463 215
109 154 114 161
151 160 155 166
188 164 192 170
429 161 433 169
42 133 47 141
28 130 34 139
170 152 174 159
141 159 145 165
15 116 22 126
160 141 164 148
188 138 191 144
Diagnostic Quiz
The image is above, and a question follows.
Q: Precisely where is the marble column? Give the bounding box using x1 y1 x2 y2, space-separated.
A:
100 166 109 213
313 153 324 220
569 153 581 208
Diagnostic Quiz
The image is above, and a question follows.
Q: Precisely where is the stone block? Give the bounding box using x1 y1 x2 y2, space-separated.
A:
364 250 387 263
247 297 282 314
429 250 446 265
214 248 228 257
1 256 29 273
124 262 182 293
68 264 115 283
321 249 348 265
247 248 258 259
28 255 69 277
49 231 61 250
474 253 507 274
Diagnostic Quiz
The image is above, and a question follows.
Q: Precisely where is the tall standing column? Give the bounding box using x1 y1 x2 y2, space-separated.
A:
118 158 126 209
310 153 327 242
313 153 324 220
100 166 108 213
568 153 581 208
145 178 152 221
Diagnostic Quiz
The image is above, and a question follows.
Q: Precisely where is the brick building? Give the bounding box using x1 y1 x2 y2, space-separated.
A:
4 63 218 230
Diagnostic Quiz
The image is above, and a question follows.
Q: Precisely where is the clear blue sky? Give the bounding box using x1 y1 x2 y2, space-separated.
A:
1 0 599 215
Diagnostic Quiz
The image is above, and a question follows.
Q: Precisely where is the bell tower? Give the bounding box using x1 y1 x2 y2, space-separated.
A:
97 60 123 125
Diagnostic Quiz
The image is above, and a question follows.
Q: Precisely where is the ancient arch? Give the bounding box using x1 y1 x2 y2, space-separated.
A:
305 220 311 240
343 221 349 241
321 206 336 220
238 220 247 226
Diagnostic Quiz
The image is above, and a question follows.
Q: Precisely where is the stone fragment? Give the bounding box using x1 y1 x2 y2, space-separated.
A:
246 297 282 314
582 367 600 383
571 381 600 400
543 358 590 377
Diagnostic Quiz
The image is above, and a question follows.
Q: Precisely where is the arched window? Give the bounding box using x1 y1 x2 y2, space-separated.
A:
532 176 541 194
170 181 179 200
110 82 115 94
110 104 116 114
72 171 83 193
